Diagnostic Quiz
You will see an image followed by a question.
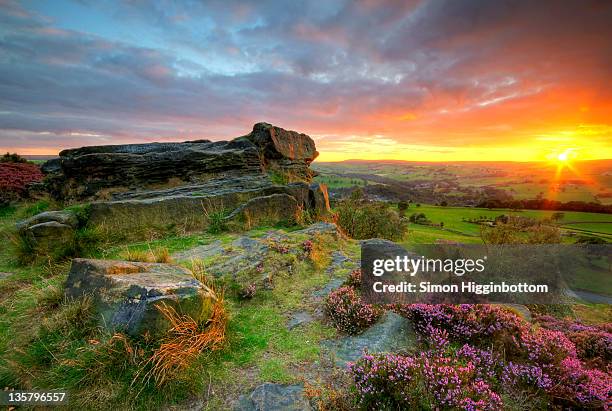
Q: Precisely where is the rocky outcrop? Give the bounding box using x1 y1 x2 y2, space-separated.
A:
16 210 79 253
65 258 215 337
245 122 318 182
44 122 319 202
225 193 299 229
35 123 329 237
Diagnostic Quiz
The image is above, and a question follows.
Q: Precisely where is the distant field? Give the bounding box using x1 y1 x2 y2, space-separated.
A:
313 159 612 204
400 205 612 243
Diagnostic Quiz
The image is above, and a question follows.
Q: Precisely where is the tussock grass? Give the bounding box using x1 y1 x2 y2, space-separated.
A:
141 289 228 387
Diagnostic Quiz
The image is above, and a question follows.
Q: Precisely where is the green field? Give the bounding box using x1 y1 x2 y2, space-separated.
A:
313 160 612 204
401 205 612 243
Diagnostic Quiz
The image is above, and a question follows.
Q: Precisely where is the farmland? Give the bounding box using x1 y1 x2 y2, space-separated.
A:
313 159 612 205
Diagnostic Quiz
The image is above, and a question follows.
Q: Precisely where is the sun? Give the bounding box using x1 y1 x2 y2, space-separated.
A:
550 148 576 164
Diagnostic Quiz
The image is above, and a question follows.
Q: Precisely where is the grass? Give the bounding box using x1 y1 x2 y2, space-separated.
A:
400 204 611 243
1 197 609 409
0 201 344 409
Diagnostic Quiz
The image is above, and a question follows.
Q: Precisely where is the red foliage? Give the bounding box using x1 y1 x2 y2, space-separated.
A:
0 162 43 195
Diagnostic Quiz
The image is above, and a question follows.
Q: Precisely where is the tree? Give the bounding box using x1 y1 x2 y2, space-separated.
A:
397 201 409 217
551 212 565 222
1 152 27 163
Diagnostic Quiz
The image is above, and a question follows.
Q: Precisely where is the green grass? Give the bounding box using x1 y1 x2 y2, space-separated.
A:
0 200 344 409
404 204 611 239
1 196 610 409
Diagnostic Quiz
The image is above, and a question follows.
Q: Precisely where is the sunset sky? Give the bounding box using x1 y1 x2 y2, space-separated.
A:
0 0 611 161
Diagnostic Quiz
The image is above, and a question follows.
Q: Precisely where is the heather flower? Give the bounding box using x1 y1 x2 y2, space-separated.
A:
344 269 362 288
397 304 528 348
502 362 553 390
350 351 504 410
552 356 612 408
325 286 382 335
301 239 313 257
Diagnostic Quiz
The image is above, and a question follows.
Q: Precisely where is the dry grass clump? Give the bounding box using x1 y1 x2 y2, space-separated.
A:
141 287 228 387
119 246 173 263
308 233 333 271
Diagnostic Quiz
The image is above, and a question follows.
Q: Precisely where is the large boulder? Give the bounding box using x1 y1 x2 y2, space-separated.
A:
65 259 215 337
225 193 299 229
246 122 318 182
16 210 79 253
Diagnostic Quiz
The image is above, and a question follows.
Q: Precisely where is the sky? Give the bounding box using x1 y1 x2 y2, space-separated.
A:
0 0 611 162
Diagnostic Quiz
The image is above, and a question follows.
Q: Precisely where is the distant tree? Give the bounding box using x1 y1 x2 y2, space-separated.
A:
1 152 27 163
397 200 409 217
335 199 407 241
409 213 428 224
440 222 444 228
440 200 448 207
551 212 565 222
416 203 421 207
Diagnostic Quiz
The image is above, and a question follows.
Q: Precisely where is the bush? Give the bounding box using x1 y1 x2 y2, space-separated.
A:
1 152 28 163
335 199 407 241
349 353 421 409
396 304 528 349
324 286 382 335
391 304 612 410
349 351 503 410
535 315 612 369
0 162 43 205
408 212 429 224
344 269 361 288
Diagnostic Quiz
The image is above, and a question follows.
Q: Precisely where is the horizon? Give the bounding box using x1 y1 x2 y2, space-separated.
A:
17 153 612 165
1 1 611 162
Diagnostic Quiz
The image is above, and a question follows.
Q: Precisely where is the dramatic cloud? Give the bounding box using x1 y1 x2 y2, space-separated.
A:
0 0 610 160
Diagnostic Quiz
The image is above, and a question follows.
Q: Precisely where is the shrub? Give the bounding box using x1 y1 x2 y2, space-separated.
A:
349 353 421 409
1 152 28 163
349 352 503 410
391 304 612 410
397 201 409 217
0 162 43 205
535 315 612 369
206 210 228 234
239 283 257 299
552 356 612 408
408 212 428 224
324 286 382 335
396 304 528 349
344 269 361 288
335 199 407 241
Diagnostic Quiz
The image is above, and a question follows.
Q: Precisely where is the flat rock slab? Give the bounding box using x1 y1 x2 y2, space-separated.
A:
287 311 314 330
173 240 225 261
0 272 12 280
312 278 344 298
322 312 417 366
235 383 311 411
65 258 215 337
325 251 353 275
294 222 338 237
